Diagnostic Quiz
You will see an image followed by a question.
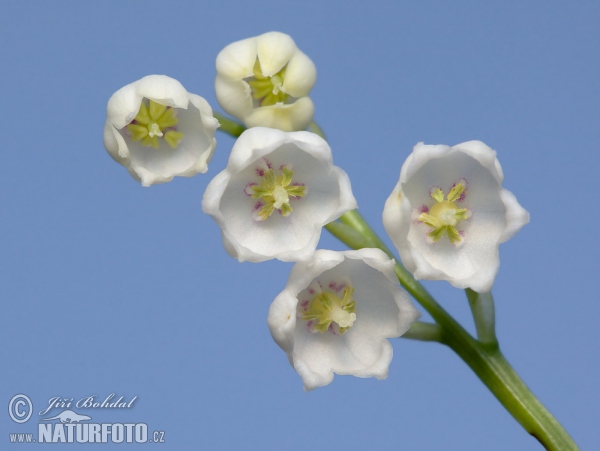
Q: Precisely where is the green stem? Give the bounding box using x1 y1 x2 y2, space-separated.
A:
442 330 577 451
214 112 245 138
324 221 371 250
327 210 578 451
466 289 497 346
307 121 327 141
335 209 395 255
402 321 443 342
215 120 579 450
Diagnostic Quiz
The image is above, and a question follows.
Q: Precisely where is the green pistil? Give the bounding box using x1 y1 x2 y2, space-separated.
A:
126 99 184 149
252 166 306 220
419 183 469 244
247 59 289 106
302 285 357 334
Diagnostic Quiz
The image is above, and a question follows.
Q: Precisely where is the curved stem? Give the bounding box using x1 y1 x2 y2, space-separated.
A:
324 221 371 250
466 289 497 346
327 210 578 451
402 321 443 342
307 121 327 141
214 112 245 138
443 331 577 451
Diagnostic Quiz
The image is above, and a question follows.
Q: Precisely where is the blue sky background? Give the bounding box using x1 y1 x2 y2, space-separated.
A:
1 1 598 449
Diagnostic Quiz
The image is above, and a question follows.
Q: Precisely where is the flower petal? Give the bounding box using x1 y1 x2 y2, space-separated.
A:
214 76 253 124
215 36 257 80
453 140 504 185
256 31 296 76
106 75 189 130
244 97 315 132
499 189 530 243
282 50 317 98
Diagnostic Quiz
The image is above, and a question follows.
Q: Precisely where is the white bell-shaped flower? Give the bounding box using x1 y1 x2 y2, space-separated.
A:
383 141 529 293
202 127 357 262
268 248 421 390
215 31 316 132
104 75 218 186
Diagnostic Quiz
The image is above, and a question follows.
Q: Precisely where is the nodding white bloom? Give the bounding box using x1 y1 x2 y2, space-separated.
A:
104 75 219 187
383 141 529 293
202 127 356 263
215 31 316 132
268 248 421 390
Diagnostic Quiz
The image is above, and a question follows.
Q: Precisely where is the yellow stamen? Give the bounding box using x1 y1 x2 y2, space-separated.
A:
247 59 289 106
302 285 356 334
126 99 183 149
251 165 306 220
418 183 469 244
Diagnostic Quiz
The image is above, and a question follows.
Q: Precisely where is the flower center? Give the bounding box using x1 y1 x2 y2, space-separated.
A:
249 164 306 221
272 185 289 210
302 285 356 334
247 59 289 106
126 99 184 149
147 123 163 138
429 201 460 226
418 182 470 244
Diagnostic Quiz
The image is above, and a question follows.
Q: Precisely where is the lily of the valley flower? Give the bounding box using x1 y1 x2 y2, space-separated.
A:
382 141 529 293
215 31 316 132
268 248 421 390
104 75 219 186
202 127 357 262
